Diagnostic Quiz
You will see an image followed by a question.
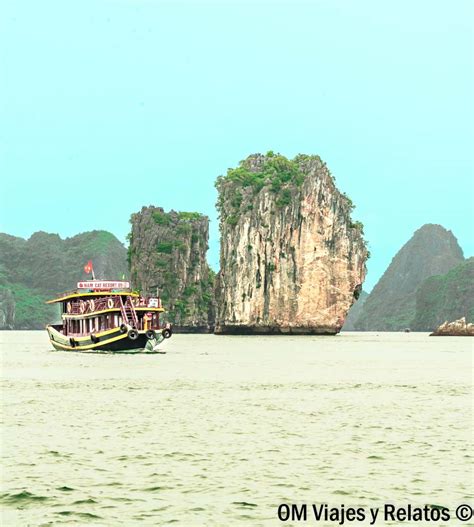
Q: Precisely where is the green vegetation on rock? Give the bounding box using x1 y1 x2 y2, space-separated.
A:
216 153 306 219
152 210 171 225
156 241 174 254
223 155 300 189
216 153 363 236
177 211 203 221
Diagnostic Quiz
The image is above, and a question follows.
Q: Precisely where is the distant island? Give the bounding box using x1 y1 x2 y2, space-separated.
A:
348 224 473 332
1 154 472 333
0 231 128 329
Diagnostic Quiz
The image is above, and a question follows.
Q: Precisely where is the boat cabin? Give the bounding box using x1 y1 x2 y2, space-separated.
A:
47 280 165 337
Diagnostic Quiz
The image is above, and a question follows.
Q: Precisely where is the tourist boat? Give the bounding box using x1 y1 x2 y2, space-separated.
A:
45 280 172 352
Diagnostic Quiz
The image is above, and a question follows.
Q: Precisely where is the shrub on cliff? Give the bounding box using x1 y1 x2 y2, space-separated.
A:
153 211 171 225
156 241 174 254
178 212 203 221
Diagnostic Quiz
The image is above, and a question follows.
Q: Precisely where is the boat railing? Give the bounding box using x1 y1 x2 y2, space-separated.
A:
66 295 162 315
134 296 163 309
67 296 120 315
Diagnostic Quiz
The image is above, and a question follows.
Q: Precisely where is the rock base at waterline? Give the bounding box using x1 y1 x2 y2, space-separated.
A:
430 317 474 336
214 324 340 335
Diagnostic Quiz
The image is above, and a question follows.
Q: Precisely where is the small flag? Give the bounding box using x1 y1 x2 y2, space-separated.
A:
84 260 93 274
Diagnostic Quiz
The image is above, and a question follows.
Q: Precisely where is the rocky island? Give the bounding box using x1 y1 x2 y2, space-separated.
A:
128 207 215 332
430 317 474 336
354 224 468 331
214 152 368 334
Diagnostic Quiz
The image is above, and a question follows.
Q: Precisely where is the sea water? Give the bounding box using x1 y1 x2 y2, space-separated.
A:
1 331 472 526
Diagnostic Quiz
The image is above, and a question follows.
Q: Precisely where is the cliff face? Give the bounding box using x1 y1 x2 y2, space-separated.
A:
215 153 368 334
412 258 473 331
0 230 128 329
128 207 215 331
354 224 464 331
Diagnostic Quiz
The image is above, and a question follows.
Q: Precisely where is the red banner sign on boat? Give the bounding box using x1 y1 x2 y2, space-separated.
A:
77 280 130 290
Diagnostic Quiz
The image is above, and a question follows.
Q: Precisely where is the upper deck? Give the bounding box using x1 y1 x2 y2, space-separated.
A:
46 279 167 338
46 280 165 316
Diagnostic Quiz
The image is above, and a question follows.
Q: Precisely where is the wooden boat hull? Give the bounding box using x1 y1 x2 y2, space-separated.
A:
46 325 165 352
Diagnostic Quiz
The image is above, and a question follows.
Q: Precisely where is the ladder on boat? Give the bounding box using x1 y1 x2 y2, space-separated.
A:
119 296 139 328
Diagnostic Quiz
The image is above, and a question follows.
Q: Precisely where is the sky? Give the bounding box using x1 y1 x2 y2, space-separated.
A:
1 0 473 290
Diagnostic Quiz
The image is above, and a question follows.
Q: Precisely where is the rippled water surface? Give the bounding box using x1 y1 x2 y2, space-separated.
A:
1 331 473 526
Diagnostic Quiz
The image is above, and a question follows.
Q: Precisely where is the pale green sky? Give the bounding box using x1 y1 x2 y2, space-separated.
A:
1 0 472 289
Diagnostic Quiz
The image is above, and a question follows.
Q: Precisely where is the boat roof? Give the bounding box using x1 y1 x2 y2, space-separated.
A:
47 290 139 304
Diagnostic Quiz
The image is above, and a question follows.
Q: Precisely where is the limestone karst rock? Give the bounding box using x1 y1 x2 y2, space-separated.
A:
128 207 215 331
354 224 464 331
430 317 474 336
214 153 368 334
